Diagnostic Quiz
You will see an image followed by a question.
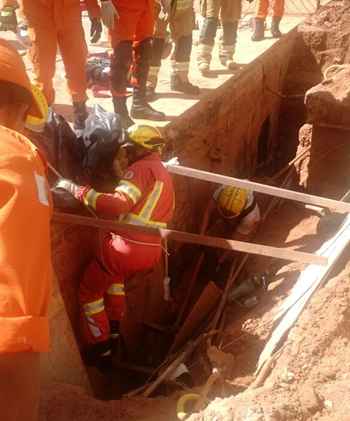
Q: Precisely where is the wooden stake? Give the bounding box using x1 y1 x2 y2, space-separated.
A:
53 212 327 266
166 164 350 213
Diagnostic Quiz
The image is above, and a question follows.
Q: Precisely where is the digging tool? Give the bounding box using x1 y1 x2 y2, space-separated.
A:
194 368 222 412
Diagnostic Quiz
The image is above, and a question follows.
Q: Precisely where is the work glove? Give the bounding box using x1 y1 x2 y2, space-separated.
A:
90 17 102 43
0 6 18 32
100 0 119 30
55 178 82 198
51 187 83 210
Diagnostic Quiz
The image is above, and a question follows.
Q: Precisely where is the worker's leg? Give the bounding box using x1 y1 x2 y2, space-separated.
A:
109 1 139 128
21 0 57 104
130 0 165 121
271 0 285 38
197 0 220 73
219 0 241 69
170 5 199 95
104 279 125 343
147 1 167 96
58 2 88 130
103 235 162 349
252 0 268 41
0 352 40 421
79 258 115 365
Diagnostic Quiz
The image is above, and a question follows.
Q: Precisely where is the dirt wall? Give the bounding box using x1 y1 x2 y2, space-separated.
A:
164 32 297 233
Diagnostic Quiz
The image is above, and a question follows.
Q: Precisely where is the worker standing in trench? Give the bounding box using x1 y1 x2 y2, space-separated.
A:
200 186 261 282
0 39 52 421
55 124 175 371
0 0 102 130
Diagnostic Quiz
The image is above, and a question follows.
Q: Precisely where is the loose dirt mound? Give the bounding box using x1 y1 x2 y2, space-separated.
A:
39 383 178 421
188 258 350 420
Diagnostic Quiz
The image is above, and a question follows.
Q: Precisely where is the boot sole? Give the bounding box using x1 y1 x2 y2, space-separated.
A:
130 111 166 121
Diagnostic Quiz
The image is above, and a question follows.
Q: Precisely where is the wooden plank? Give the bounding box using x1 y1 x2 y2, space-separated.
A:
53 212 327 266
256 212 350 373
166 164 350 213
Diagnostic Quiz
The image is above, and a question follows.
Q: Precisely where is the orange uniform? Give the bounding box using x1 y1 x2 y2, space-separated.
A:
0 126 52 353
76 152 174 348
255 0 284 18
109 0 154 47
20 0 100 105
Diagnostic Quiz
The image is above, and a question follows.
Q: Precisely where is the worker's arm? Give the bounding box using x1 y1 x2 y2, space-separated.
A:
76 185 134 217
0 352 40 421
55 173 146 218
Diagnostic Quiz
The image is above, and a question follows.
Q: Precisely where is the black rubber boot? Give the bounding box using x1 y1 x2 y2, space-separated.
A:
113 96 134 128
271 16 282 38
130 38 165 120
170 73 200 95
82 340 113 374
73 101 88 131
251 18 265 41
131 90 165 120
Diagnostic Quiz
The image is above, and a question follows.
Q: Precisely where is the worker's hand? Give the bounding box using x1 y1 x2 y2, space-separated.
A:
162 157 179 168
0 6 18 32
55 178 81 198
100 0 119 30
51 187 83 210
90 17 102 43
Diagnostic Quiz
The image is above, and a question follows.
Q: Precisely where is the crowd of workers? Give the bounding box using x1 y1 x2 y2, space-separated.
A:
0 0 285 129
0 1 274 420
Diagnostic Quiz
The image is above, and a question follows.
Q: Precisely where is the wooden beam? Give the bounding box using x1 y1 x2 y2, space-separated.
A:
166 164 350 213
53 212 327 266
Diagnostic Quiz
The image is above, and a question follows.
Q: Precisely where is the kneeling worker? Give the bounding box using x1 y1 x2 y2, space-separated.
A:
56 124 175 369
0 39 52 421
200 185 261 282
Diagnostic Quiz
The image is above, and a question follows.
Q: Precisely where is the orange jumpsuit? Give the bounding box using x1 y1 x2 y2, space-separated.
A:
19 0 100 105
74 152 174 348
0 126 52 353
255 0 284 18
109 0 154 97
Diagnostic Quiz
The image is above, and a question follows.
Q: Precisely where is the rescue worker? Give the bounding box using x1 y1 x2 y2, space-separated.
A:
197 0 244 74
148 0 199 97
55 124 175 369
0 38 52 421
200 185 260 282
99 0 165 128
0 0 102 130
252 0 285 41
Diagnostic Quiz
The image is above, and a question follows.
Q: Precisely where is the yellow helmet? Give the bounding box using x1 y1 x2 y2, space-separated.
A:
125 124 165 152
217 186 248 217
25 85 49 133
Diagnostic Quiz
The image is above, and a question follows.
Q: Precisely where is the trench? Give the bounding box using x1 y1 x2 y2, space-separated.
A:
51 6 350 407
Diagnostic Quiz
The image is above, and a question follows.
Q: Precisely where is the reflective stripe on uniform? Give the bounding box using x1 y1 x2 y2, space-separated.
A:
139 180 164 221
86 316 102 338
106 283 125 296
115 180 142 204
83 188 101 210
121 213 167 229
83 298 104 316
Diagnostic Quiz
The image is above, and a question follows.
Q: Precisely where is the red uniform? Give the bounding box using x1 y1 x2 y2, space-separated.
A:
76 152 174 347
